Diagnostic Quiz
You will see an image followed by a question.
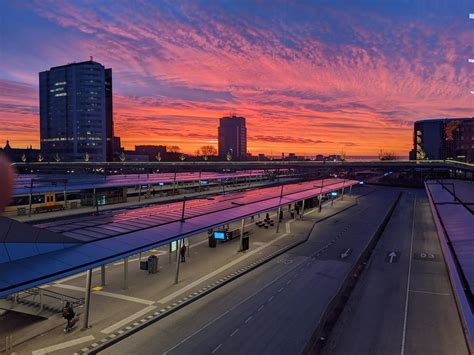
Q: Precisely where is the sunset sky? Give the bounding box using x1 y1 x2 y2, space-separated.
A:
0 0 472 157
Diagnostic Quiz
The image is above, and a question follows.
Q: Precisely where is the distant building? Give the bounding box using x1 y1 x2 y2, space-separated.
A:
0 140 39 162
412 118 474 163
39 59 120 162
218 115 247 159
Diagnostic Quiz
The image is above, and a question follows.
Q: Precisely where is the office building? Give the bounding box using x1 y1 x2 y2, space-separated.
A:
412 118 474 163
218 115 247 159
39 59 118 161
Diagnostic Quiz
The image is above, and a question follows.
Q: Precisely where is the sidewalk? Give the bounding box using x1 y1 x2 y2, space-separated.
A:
4 195 358 355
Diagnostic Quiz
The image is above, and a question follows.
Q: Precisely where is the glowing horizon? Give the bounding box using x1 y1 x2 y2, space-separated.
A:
1 1 472 157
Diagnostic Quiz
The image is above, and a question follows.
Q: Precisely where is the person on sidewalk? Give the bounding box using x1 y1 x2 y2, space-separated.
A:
180 244 187 262
62 301 75 332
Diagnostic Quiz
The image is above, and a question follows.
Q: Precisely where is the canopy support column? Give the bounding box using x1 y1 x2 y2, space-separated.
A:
174 239 182 284
123 257 128 290
82 269 92 330
239 218 245 251
301 200 305 220
276 207 282 233
101 265 106 287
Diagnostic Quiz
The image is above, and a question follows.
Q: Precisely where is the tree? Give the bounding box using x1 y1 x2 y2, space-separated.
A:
226 151 232 161
200 145 217 157
54 153 61 162
37 153 44 162
119 152 126 162
84 152 90 162
179 153 186 161
378 149 396 161
167 145 180 153
155 152 162 162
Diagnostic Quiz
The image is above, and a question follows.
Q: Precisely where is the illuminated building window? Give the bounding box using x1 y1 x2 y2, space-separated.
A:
55 93 67 97
54 81 67 86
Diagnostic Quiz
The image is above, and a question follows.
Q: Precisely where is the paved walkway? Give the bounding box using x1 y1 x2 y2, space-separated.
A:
3 194 357 354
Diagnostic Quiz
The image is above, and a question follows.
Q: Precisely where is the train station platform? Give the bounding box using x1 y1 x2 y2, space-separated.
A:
1 187 360 354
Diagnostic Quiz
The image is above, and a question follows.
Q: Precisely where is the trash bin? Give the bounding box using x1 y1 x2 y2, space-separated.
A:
140 260 148 271
148 255 158 274
242 236 250 251
208 236 217 248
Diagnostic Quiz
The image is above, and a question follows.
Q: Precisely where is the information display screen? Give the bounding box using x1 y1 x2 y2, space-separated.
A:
214 231 226 240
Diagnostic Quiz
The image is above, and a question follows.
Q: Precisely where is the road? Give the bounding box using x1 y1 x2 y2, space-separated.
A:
101 187 400 355
323 190 469 355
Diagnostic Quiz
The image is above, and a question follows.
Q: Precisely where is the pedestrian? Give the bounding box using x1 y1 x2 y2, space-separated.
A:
295 204 300 216
288 204 291 211
279 209 283 222
152 188 156 197
62 301 75 332
250 215 255 222
265 212 270 220
290 210 295 219
180 244 187 262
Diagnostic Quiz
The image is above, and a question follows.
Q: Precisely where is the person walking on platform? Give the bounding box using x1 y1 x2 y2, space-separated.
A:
180 244 187 262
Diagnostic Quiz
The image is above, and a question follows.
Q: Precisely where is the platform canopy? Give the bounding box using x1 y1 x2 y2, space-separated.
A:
426 180 474 294
12 170 272 195
0 178 358 297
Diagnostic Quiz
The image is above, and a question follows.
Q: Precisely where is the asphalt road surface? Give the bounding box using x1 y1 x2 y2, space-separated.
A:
323 190 469 355
102 187 399 355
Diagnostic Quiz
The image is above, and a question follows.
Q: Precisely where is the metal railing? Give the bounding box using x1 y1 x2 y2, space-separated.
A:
7 286 84 313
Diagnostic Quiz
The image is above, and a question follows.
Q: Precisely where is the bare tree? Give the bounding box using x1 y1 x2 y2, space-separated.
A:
200 145 217 156
378 149 397 161
167 145 181 153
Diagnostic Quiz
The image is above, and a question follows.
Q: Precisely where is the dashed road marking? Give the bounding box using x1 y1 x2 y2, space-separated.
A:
230 328 239 337
211 343 223 354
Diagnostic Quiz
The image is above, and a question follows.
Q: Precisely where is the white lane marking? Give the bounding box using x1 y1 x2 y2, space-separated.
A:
401 195 416 355
101 305 156 334
230 328 239 337
162 258 303 355
268 295 275 301
32 335 95 355
52 284 154 305
257 305 264 312
245 315 253 323
409 290 451 296
211 344 223 354
158 228 292 304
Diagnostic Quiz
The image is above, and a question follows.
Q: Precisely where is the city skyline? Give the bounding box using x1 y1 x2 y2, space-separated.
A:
1 1 473 156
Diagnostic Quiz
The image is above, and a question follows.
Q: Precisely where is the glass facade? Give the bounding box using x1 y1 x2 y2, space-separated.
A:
413 118 474 163
218 115 247 159
39 60 114 161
